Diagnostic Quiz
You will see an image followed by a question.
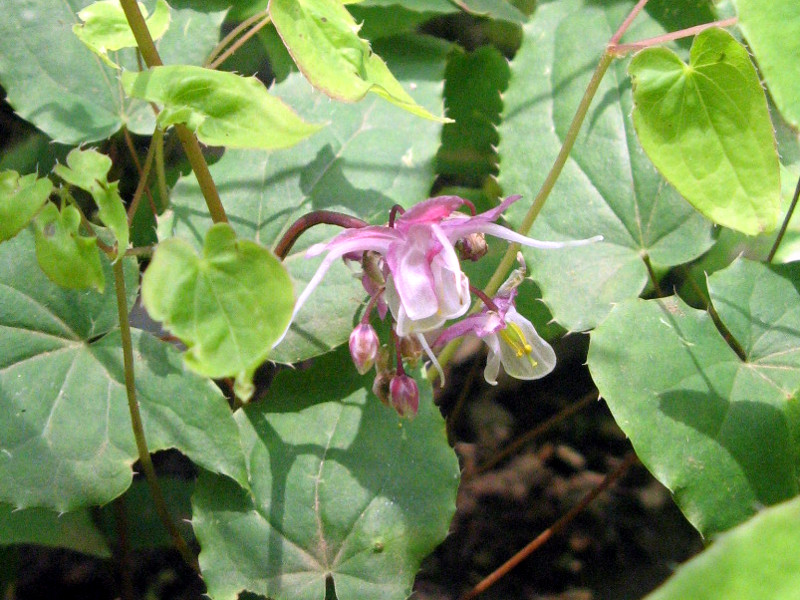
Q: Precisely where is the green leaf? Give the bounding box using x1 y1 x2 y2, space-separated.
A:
142 224 294 399
629 27 781 236
192 349 459 600
731 0 800 129
73 0 170 68
269 0 449 122
169 37 447 363
644 496 800 600
498 0 716 331
588 259 800 536
0 503 110 557
0 0 226 144
33 203 105 292
0 171 53 243
0 229 247 511
54 148 129 259
122 65 323 150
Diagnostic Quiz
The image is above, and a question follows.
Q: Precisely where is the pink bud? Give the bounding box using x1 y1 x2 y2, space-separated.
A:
349 323 379 374
389 374 419 418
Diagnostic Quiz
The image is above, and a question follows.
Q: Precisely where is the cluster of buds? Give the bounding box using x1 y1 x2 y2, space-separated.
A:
288 195 601 418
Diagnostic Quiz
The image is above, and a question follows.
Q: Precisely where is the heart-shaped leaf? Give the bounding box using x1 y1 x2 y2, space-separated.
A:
33 203 105 292
192 348 459 600
73 0 170 68
498 0 715 331
0 0 225 144
0 229 247 511
269 0 449 122
629 27 781 235
0 170 53 243
168 37 447 364
731 0 800 129
54 148 129 259
588 259 800 536
142 223 294 399
122 66 324 150
644 496 800 599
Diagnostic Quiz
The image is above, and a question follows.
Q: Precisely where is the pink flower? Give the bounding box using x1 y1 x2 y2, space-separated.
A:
291 195 600 335
433 289 556 385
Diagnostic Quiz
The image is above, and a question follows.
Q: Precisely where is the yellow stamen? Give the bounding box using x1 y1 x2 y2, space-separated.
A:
499 322 535 361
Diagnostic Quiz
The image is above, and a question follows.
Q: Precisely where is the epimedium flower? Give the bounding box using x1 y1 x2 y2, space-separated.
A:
291 194 601 336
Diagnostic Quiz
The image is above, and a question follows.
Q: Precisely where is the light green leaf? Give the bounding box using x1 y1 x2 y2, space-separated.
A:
629 27 780 236
645 496 800 600
169 37 447 363
0 170 53 242
269 0 449 122
54 148 129 260
122 65 323 149
33 203 105 291
192 349 459 600
499 0 715 331
0 503 110 557
588 259 800 536
73 0 170 68
0 0 226 144
0 229 247 511
731 0 800 129
142 224 294 399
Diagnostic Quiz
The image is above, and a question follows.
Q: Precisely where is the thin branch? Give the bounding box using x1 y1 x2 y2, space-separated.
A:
205 11 267 67
642 253 664 297
461 452 638 600
112 260 200 573
768 172 800 262
122 127 157 217
208 15 272 71
126 132 159 224
609 0 649 46
610 17 739 55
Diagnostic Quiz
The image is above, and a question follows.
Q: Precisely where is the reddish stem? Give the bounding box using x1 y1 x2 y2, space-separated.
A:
388 204 405 228
610 16 739 55
274 210 368 259
469 284 499 312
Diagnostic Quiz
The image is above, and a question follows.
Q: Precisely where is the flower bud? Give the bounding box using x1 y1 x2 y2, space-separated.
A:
372 369 395 406
349 323 379 374
389 373 419 418
456 232 489 262
398 335 423 368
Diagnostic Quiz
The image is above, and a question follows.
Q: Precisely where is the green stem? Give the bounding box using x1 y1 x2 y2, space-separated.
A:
767 173 800 263
642 253 663 297
207 13 272 71
126 131 158 224
112 261 200 573
153 127 169 213
205 10 266 67
119 0 228 224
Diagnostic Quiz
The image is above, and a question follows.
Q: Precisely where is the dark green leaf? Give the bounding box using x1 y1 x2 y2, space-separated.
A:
0 171 53 243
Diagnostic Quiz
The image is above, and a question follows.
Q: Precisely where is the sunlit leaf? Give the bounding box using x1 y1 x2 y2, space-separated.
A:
588 259 800 536
192 350 459 600
54 148 129 260
73 0 170 68
142 224 294 400
499 0 715 331
0 229 248 511
731 0 800 129
644 496 800 599
33 203 105 292
0 170 52 243
122 65 324 149
629 27 780 235
269 0 449 122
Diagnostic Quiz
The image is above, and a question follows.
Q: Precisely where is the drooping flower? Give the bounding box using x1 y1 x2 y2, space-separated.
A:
433 288 556 385
291 195 600 336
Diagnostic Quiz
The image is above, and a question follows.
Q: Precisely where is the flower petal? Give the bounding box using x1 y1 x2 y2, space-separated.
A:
395 195 466 229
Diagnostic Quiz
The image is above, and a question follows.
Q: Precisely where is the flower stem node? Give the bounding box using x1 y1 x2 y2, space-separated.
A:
389 373 419 418
349 323 379 375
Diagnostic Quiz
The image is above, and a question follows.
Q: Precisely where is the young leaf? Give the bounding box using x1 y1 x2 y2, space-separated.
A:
141 224 294 400
731 0 800 129
644 496 800 599
269 0 450 122
0 503 110 557
588 259 800 536
54 148 129 260
629 27 781 236
499 0 716 331
169 37 448 364
0 170 53 242
0 0 226 144
192 350 459 600
73 0 170 68
0 229 248 511
122 65 324 149
33 203 105 292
